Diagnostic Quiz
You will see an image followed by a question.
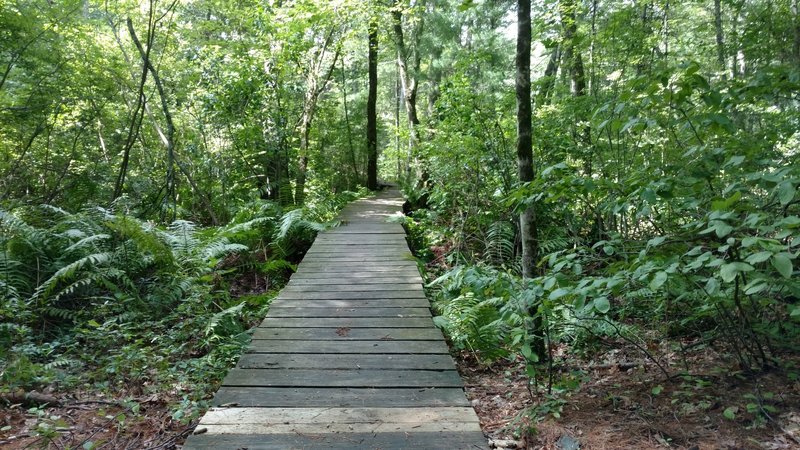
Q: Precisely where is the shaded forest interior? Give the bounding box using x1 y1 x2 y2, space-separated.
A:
1 0 799 448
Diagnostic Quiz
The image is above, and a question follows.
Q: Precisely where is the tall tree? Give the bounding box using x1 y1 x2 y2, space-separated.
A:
517 0 544 361
294 26 340 205
517 0 536 279
391 0 423 149
367 18 379 190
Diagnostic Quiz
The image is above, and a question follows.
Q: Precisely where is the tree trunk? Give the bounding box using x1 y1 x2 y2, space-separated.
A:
560 0 586 97
517 0 545 361
367 19 379 191
537 45 560 105
340 63 360 186
793 0 800 65
715 0 726 68
293 30 340 205
391 1 422 152
127 17 177 221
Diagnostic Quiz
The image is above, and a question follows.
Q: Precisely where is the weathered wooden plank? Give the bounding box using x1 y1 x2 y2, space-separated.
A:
299 260 417 267
259 317 434 328
210 387 470 408
313 239 408 244
277 291 426 300
291 269 419 278
251 327 444 341
327 228 406 235
246 340 449 354
282 283 422 293
301 255 415 263
185 431 488 449
289 276 421 285
222 368 464 387
267 306 431 318
238 353 455 370
310 243 409 249
198 422 480 434
200 407 479 426
294 266 419 274
269 298 430 308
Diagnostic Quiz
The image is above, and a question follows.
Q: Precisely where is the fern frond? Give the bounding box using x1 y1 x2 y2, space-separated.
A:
485 220 515 265
32 252 113 300
205 302 245 336
64 234 111 253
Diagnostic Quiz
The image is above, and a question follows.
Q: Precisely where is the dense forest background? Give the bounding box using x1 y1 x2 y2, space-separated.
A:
1 0 799 447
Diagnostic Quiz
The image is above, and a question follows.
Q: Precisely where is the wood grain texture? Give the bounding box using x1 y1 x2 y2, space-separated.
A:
246 339 450 354
238 353 456 369
210 387 470 407
222 368 464 387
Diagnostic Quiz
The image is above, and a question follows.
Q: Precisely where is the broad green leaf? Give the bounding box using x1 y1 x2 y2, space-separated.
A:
771 253 793 279
650 271 668 290
778 181 796 206
745 251 772 264
715 221 734 238
723 406 738 420
594 296 610 314
741 237 759 248
549 288 570 300
720 262 754 282
704 277 719 295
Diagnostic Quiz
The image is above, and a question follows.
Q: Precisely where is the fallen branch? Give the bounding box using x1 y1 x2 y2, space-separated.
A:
0 390 61 407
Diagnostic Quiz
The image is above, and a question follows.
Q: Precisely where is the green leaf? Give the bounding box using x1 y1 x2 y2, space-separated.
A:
594 296 611 314
720 262 754 282
771 253 793 279
651 385 663 395
705 277 719 295
650 271 668 290
791 307 800 318
723 406 738 420
715 221 734 238
741 237 759 248
746 251 772 264
549 288 570 300
778 181 796 206
521 343 533 360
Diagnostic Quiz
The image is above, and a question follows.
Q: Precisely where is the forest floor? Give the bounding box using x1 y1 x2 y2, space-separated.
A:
3 345 798 450
458 341 800 450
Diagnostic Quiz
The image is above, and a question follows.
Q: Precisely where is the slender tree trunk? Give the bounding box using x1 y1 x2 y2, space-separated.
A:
340 64 359 186
517 0 545 361
793 0 800 65
560 0 586 97
391 1 422 151
294 31 340 205
517 0 537 278
537 46 560 106
127 17 176 220
367 19 379 191
715 0 726 68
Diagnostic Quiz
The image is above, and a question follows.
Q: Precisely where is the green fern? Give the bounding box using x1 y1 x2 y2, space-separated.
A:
485 220 516 266
32 252 113 301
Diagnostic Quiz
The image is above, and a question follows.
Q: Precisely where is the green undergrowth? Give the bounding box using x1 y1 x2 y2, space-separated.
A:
0 187 368 422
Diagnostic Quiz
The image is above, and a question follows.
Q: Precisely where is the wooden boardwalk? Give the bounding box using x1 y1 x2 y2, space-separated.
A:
185 189 486 449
